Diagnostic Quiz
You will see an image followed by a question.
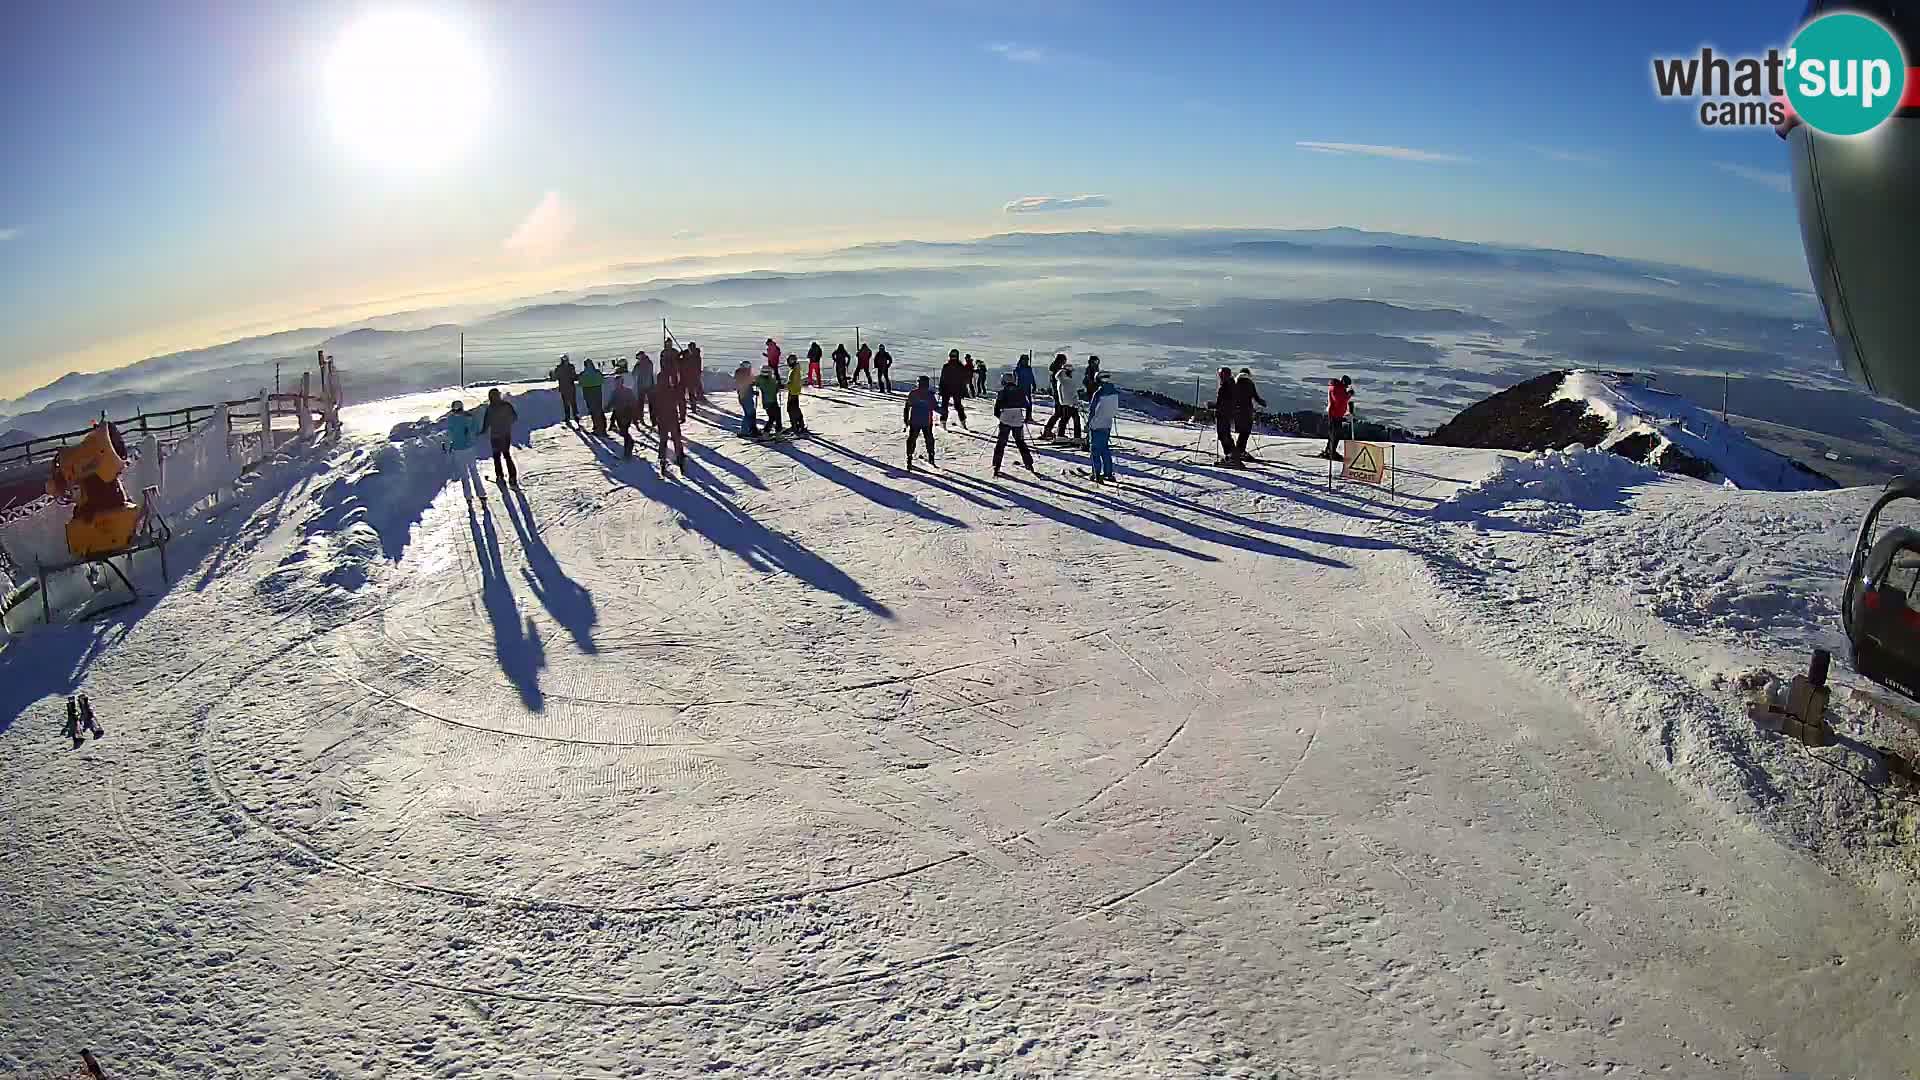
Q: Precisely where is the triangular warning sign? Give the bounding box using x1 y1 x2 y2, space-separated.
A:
1341 440 1388 484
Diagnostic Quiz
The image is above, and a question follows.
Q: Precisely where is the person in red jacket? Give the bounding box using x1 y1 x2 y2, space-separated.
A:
853 342 874 387
1322 375 1354 461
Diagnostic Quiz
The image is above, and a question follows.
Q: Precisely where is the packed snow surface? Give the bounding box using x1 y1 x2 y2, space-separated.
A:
2 384 1916 1077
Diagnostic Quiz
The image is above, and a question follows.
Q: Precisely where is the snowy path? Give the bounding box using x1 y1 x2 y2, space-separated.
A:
3 387 1915 1077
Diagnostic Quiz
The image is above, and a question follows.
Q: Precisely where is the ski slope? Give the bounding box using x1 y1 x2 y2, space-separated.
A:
2 384 1916 1078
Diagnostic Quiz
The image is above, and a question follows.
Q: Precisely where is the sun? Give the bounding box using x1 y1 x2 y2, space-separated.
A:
324 10 489 169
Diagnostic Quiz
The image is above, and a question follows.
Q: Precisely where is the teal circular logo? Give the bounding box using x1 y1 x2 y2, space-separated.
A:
1787 13 1908 136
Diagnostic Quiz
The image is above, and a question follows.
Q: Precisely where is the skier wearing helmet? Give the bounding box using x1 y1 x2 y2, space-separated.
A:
991 371 1037 477
938 350 971 430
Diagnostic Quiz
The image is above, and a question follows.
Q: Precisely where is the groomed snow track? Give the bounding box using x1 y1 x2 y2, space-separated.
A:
2 385 1915 1078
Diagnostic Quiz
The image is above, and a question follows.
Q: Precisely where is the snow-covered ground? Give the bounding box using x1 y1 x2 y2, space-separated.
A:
2 384 1916 1077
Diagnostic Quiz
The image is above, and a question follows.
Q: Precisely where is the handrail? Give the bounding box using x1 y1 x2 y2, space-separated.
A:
0 393 325 469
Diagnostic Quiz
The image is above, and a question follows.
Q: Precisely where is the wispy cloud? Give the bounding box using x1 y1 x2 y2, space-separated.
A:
1004 195 1112 215
0 227 18 242
504 192 578 257
1713 161 1791 194
1296 141 1468 164
988 42 1049 64
1531 146 1607 165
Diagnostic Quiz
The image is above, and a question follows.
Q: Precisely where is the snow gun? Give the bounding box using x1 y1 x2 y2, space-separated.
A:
46 422 142 559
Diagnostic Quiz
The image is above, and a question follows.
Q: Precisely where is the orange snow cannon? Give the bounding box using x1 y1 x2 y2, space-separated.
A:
47 423 141 558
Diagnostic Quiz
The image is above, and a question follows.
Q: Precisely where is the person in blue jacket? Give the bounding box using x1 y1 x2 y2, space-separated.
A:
445 400 480 453
1085 371 1121 482
1014 355 1038 422
903 375 938 471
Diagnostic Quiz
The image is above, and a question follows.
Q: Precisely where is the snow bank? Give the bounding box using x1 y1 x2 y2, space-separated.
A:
1434 445 1658 520
276 387 566 597
1552 371 1834 491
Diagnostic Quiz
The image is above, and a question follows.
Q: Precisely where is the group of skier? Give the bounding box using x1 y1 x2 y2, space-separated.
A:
453 332 1360 488
1207 368 1357 466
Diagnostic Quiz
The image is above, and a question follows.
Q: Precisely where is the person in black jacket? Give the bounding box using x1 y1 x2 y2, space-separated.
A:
1231 367 1266 463
990 373 1036 477
875 346 894 393
832 343 851 388
1212 367 1237 461
938 350 970 430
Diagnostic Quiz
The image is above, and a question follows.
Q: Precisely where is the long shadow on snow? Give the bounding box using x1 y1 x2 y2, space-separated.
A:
461 465 547 711
500 486 599 657
933 469 1222 564
806 434 1007 513
632 463 895 620
1030 476 1354 567
775 439 969 530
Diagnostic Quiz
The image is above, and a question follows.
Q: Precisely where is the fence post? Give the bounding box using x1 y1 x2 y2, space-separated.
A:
258 388 272 462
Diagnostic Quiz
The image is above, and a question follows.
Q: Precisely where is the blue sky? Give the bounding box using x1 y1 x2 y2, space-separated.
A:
0 0 1814 398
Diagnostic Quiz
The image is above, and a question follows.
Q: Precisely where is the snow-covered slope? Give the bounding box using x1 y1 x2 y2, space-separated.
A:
1431 369 1838 491
1552 370 1837 491
2 385 1915 1077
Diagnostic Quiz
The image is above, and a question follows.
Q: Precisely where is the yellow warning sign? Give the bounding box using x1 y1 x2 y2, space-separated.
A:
1342 441 1388 485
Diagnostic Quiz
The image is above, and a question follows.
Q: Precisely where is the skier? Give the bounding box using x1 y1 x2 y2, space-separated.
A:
1015 355 1038 422
632 351 656 426
480 388 519 486
1231 367 1266 464
1048 353 1069 394
765 337 783 373
609 374 639 458
611 354 629 377
445 400 480 454
1081 355 1102 401
684 341 705 403
553 354 580 425
785 357 809 435
832 343 851 388
652 367 686 473
756 364 784 436
679 345 702 426
1321 375 1355 461
854 342 874 387
1042 361 1082 442
875 345 894 393
903 375 937 470
1086 371 1120 482
991 373 1037 478
963 355 978 397
580 360 607 435
1211 367 1237 463
807 341 824 388
975 357 990 397
938 350 970 430
734 361 759 437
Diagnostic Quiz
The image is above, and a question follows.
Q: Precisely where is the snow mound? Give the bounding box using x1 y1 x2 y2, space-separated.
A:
277 387 568 599
1552 371 1836 491
1435 445 1658 519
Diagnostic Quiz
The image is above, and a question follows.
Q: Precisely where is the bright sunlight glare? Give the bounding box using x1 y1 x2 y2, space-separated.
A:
323 10 489 170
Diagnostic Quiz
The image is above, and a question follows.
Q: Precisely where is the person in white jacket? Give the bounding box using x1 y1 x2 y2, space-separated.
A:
1042 362 1082 442
1085 371 1120 482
